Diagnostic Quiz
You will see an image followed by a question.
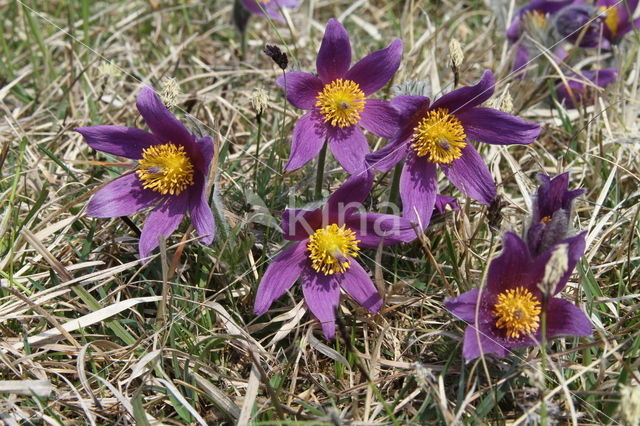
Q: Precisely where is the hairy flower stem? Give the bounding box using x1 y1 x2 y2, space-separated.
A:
314 140 328 200
253 112 263 191
386 162 403 214
540 300 548 424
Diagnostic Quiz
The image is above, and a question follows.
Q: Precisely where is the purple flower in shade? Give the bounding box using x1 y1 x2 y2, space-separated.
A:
75 86 215 260
253 172 416 339
276 19 403 174
596 0 640 43
506 0 575 76
554 4 610 48
527 173 585 257
239 0 300 22
445 232 592 361
555 68 617 108
366 70 541 229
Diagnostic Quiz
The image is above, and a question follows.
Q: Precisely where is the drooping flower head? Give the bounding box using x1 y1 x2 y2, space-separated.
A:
595 0 640 43
366 70 540 229
555 68 617 108
254 173 416 339
506 0 575 76
76 86 215 260
277 19 403 174
445 232 591 360
554 4 610 48
239 0 300 22
527 173 585 257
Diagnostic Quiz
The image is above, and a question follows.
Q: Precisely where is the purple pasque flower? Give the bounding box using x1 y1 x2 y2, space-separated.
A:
527 173 585 257
506 0 575 76
445 232 591 360
254 172 416 339
554 4 610 49
276 19 403 174
555 68 617 108
239 0 300 22
595 0 640 43
366 70 541 229
76 86 215 260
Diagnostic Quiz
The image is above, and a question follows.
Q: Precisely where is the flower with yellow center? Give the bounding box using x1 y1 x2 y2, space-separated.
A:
411 108 467 164
315 79 366 128
598 6 620 35
137 143 195 195
493 286 541 338
307 224 360 275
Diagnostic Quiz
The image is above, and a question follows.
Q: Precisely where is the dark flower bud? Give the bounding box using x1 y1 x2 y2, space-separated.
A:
263 44 288 70
233 0 251 34
554 5 604 48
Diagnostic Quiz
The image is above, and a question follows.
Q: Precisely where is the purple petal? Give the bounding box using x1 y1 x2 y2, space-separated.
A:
274 0 301 7
196 136 215 171
281 208 324 240
88 173 160 218
326 170 374 214
487 232 538 296
441 144 497 205
136 86 203 172
275 72 324 110
431 70 495 114
457 107 540 146
391 95 431 120
188 175 215 245
254 242 307 315
327 126 370 174
462 324 510 360
513 45 530 78
316 19 351 84
339 262 382 312
346 212 417 246
301 268 341 339
139 192 189 260
445 289 483 324
399 157 438 229
284 112 326 171
76 126 159 160
345 39 403 95
365 134 410 173
359 99 400 138
434 195 459 214
545 298 592 337
240 0 266 15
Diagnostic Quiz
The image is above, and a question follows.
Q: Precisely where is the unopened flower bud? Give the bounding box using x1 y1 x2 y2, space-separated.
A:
160 77 181 109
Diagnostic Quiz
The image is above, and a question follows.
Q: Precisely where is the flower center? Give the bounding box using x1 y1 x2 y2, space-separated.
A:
137 143 195 195
411 108 467 164
525 10 547 29
307 224 360 275
599 6 620 35
493 286 541 339
540 215 552 223
315 79 366 128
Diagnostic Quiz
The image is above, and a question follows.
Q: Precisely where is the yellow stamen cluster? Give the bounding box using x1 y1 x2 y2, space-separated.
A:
316 79 366 128
307 224 360 275
599 6 620 35
527 10 547 28
493 286 542 339
411 108 467 164
137 143 195 195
